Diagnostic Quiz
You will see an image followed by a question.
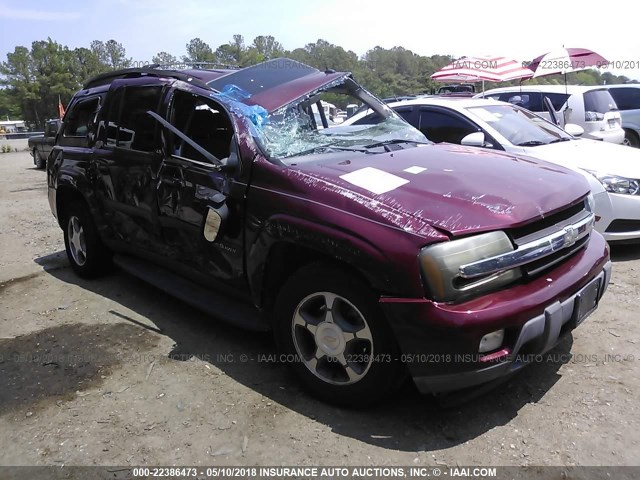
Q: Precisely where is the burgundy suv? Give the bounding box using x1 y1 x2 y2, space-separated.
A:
47 59 610 406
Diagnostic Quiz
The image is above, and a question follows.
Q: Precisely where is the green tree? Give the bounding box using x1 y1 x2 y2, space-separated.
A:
214 44 240 66
90 40 131 69
152 51 178 67
183 38 215 66
72 47 108 84
290 39 359 72
1 39 80 127
249 35 284 61
0 87 22 119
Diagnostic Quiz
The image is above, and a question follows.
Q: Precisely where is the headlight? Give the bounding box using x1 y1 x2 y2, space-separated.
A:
586 192 595 213
586 171 640 196
419 231 522 303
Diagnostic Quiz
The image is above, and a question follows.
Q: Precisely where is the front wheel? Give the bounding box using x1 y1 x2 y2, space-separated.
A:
274 264 404 406
63 202 111 278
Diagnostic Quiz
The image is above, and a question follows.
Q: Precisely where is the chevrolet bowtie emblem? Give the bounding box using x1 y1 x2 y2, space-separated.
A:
564 225 578 247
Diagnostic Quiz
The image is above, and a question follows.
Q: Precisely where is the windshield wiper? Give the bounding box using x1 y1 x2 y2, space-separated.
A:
516 140 546 147
364 139 431 150
548 137 572 144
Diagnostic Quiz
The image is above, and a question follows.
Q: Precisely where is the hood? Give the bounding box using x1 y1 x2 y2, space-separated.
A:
524 138 640 179
294 144 590 236
207 58 349 112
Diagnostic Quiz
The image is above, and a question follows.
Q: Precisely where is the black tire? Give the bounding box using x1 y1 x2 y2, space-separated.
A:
274 263 404 407
33 149 45 169
62 201 111 278
623 129 640 148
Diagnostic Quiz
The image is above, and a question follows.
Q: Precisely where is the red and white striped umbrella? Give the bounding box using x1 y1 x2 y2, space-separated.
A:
431 55 534 83
526 47 607 77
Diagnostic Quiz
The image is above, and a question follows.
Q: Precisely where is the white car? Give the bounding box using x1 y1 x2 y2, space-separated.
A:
344 97 640 242
476 85 624 144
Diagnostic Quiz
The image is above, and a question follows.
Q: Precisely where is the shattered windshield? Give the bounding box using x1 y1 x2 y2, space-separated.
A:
257 107 427 161
213 77 428 162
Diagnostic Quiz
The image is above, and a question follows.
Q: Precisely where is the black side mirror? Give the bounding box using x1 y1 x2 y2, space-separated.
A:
221 134 240 174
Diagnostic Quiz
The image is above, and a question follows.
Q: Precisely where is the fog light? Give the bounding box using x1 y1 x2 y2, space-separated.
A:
479 329 505 353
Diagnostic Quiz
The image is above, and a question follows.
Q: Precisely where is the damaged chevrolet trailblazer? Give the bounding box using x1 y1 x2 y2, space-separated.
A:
47 59 610 406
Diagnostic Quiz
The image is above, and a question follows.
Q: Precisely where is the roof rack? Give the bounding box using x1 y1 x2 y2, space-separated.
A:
83 67 212 90
168 61 241 70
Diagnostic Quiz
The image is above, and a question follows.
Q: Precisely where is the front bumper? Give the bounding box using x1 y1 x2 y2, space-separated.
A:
595 191 640 243
380 232 610 394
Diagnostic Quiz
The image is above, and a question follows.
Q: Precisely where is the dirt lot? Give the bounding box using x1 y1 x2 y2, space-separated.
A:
1 150 639 468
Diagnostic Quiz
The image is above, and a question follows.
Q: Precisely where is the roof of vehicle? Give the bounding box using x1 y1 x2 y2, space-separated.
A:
604 83 640 89
81 59 352 113
179 68 238 82
370 96 507 110
477 84 610 96
83 67 215 89
206 58 349 112
342 96 510 126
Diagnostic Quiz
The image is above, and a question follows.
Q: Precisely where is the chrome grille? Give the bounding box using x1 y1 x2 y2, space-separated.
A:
459 202 593 280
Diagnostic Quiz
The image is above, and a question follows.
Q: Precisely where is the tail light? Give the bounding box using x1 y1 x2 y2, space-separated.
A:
585 111 604 121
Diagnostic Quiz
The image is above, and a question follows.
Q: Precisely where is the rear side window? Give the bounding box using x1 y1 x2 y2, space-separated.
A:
584 89 617 113
608 88 640 111
105 86 163 151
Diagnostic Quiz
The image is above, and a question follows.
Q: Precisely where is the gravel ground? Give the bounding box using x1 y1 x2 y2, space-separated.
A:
0 151 639 469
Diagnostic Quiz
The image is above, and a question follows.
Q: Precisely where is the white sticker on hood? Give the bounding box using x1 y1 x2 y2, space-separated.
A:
404 166 426 174
340 167 409 195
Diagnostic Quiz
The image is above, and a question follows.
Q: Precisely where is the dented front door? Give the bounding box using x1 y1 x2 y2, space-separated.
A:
156 156 246 287
151 87 250 291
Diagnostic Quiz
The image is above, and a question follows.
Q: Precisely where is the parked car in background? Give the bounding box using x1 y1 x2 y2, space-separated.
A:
437 83 476 94
477 85 624 144
28 119 61 169
605 84 640 148
345 97 640 243
48 60 609 406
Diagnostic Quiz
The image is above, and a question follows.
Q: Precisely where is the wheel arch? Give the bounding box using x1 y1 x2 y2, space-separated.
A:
55 182 106 242
247 215 418 313
622 127 640 146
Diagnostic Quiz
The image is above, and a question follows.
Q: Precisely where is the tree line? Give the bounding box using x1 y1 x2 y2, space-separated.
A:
0 35 634 128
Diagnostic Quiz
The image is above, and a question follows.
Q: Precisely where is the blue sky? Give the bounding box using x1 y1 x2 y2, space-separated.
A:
1 0 639 81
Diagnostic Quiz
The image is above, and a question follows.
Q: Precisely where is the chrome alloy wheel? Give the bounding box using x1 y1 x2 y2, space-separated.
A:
291 292 374 385
67 215 87 266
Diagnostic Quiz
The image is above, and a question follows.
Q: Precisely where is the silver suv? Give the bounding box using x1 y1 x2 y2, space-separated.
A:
606 84 640 148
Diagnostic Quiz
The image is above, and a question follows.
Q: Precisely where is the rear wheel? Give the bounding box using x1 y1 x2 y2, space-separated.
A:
623 129 640 148
62 202 111 278
274 264 404 406
33 149 44 169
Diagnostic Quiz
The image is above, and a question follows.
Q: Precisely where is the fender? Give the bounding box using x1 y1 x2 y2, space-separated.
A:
621 120 640 134
246 213 427 308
